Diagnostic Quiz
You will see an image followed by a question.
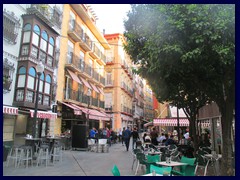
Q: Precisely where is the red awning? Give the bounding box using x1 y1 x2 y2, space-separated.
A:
89 82 100 93
67 69 82 84
79 76 92 90
61 102 82 115
3 106 18 115
70 104 110 121
97 86 104 95
30 110 57 120
153 118 189 127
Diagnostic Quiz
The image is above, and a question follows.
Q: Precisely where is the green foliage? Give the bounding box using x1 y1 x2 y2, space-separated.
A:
124 4 235 114
124 4 235 175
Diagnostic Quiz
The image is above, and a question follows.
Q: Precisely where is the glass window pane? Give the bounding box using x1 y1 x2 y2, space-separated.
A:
48 44 53 56
47 56 53 66
17 75 25 87
31 46 38 58
32 33 39 46
23 31 31 43
29 67 36 77
21 45 29 55
39 80 44 93
40 38 47 51
44 83 50 94
19 67 26 74
27 76 35 89
33 25 40 35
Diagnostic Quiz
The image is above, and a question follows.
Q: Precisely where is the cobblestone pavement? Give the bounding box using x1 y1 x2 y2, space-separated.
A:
3 140 226 176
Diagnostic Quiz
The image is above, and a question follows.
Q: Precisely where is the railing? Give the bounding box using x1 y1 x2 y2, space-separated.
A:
26 4 63 28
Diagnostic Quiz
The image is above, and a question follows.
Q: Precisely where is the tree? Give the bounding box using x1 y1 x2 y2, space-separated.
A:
124 4 235 175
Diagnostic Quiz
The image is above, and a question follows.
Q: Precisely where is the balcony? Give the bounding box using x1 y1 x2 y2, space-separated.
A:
65 52 85 73
89 43 101 59
3 75 12 92
26 4 62 29
79 33 92 52
68 21 84 42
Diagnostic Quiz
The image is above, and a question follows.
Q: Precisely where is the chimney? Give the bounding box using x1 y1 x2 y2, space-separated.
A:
103 29 105 35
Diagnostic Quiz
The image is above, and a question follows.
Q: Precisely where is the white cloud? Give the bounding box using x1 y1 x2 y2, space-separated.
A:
90 4 131 34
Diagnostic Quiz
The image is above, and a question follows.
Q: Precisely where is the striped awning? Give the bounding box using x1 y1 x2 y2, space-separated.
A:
30 110 57 120
61 102 82 115
154 118 189 127
3 106 18 115
70 104 110 121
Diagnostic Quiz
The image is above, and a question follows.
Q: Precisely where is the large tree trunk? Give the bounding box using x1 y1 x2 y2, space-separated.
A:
189 117 198 156
218 94 234 176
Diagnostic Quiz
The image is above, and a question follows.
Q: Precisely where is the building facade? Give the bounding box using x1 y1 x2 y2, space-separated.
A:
56 4 111 135
104 33 134 131
3 4 62 144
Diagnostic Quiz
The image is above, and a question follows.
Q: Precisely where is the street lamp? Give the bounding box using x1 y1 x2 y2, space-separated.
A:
33 60 44 138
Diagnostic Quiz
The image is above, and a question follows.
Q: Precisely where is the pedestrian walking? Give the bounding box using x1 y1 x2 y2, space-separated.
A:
123 126 131 151
131 127 140 149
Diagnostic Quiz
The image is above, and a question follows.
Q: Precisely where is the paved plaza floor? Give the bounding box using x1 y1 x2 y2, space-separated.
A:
3 140 224 176
3 142 143 176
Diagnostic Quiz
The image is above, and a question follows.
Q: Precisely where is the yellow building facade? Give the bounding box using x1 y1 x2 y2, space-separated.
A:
104 33 134 131
55 4 111 135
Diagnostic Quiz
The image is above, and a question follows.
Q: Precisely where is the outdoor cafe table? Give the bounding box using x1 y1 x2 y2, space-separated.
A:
147 151 162 155
156 161 188 167
142 173 163 176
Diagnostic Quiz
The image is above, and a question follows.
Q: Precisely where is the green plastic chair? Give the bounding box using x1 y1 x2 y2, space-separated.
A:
132 149 142 170
171 156 196 176
111 164 120 176
135 152 152 175
146 154 160 163
150 164 172 175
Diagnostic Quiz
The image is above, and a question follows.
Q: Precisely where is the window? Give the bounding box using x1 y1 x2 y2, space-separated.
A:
69 11 76 30
39 73 45 93
48 37 54 56
39 51 46 62
47 56 53 66
17 67 26 87
31 46 38 58
3 9 20 44
44 74 51 94
40 31 48 51
27 67 36 89
21 45 29 55
22 23 31 43
106 73 112 85
32 25 40 46
80 51 85 71
89 59 93 76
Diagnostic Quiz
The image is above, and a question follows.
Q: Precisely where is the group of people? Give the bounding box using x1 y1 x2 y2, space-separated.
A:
88 126 142 151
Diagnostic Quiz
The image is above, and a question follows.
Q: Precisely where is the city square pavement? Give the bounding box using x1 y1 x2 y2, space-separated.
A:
3 140 145 176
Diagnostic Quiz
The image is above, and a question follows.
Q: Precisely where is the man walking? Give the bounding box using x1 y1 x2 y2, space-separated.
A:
123 127 131 151
131 127 140 149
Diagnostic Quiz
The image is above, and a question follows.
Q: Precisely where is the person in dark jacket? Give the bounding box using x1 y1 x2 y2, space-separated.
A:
165 134 176 146
123 127 131 151
131 127 140 149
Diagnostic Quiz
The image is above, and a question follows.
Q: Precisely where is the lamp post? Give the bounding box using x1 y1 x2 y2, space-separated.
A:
33 60 44 138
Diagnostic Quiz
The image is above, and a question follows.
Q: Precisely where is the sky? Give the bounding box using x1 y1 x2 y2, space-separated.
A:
90 4 131 34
